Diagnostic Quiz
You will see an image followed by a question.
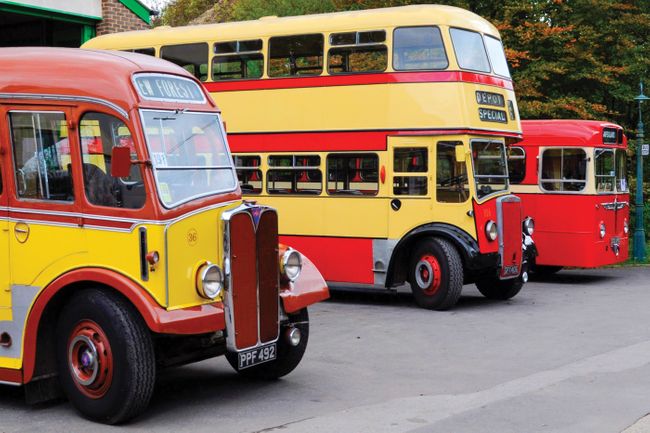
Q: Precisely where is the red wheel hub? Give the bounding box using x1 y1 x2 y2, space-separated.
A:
67 320 114 399
415 254 442 295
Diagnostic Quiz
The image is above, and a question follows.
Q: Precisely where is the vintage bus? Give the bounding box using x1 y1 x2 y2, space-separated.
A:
84 5 536 310
0 47 328 424
508 120 629 274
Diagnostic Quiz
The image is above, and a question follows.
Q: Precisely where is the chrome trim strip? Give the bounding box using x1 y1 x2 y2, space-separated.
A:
0 285 41 359
0 93 129 119
372 238 398 286
495 194 522 280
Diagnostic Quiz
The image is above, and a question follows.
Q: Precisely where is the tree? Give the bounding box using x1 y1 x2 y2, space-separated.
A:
231 0 336 20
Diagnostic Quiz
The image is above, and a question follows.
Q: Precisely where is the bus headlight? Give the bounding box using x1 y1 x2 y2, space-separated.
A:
196 263 223 299
485 220 498 241
523 217 535 236
624 218 629 234
599 222 606 239
281 249 302 282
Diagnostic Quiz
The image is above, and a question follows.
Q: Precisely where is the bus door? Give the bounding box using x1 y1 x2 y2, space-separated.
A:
387 136 435 239
6 107 85 293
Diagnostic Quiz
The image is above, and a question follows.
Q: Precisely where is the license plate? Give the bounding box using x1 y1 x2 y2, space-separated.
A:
502 264 520 277
237 343 276 370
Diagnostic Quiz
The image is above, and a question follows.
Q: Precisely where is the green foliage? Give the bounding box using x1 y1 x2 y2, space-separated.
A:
231 0 336 20
159 0 219 26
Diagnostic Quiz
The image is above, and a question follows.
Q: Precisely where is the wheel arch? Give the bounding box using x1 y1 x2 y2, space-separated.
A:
385 223 479 288
23 268 163 384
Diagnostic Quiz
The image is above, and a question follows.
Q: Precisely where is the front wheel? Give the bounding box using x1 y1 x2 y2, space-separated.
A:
408 238 463 310
56 289 155 424
226 308 309 380
475 277 523 300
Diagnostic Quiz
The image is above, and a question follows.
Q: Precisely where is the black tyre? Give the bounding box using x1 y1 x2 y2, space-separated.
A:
475 277 523 300
56 289 155 424
533 265 563 275
408 237 463 310
226 308 309 380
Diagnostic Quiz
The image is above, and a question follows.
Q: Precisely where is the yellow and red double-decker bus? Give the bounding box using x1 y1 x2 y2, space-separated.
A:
85 5 535 310
0 47 328 424
509 120 629 274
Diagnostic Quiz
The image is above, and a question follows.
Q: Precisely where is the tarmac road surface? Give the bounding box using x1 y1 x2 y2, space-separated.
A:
1 266 649 433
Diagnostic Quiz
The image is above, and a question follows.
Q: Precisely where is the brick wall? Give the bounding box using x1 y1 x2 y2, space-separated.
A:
96 0 150 36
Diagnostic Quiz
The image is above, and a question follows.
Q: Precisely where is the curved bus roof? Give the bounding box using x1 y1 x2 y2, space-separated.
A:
521 120 627 148
0 47 217 115
86 5 501 48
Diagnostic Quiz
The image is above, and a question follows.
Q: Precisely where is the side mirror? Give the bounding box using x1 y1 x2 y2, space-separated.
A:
111 146 132 178
455 146 466 163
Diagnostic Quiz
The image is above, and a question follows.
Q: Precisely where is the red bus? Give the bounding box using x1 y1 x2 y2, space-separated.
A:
509 120 629 273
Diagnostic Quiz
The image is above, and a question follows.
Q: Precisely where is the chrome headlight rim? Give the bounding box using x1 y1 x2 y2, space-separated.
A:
599 222 606 239
485 220 498 242
523 217 535 236
281 249 303 282
196 262 224 300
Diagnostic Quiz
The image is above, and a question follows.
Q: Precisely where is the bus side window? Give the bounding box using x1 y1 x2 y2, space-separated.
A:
393 147 428 196
9 111 73 202
161 43 209 81
595 148 615 193
540 148 587 192
122 48 155 56
393 26 448 71
213 39 264 80
267 155 322 194
436 141 468 203
328 30 387 74
449 27 491 73
269 34 323 77
507 146 526 184
80 112 145 209
327 153 378 195
234 155 263 194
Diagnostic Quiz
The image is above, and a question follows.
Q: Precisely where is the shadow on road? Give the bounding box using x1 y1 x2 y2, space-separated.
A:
530 271 618 285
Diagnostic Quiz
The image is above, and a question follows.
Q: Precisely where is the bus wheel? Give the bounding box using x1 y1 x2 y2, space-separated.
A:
226 308 309 380
56 289 155 424
534 265 563 276
409 238 463 310
475 277 523 300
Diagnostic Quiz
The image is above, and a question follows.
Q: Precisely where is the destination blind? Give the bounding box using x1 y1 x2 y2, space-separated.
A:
134 74 206 103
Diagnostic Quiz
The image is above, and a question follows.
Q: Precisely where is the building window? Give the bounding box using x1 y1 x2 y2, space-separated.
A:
161 43 209 81
540 148 587 192
327 153 378 195
80 112 145 208
269 34 323 77
234 155 262 194
10 112 73 201
393 26 448 71
267 155 322 194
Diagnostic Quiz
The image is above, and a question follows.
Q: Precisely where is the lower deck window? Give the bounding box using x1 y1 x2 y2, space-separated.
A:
234 155 262 194
507 146 526 184
540 148 587 192
436 141 468 203
327 154 378 195
267 155 322 194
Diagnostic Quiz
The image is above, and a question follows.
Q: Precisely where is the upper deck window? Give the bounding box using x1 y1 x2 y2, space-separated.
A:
483 36 510 78
10 112 74 202
161 43 209 81
328 30 387 74
213 39 264 81
540 148 587 192
269 34 324 77
393 27 448 71
449 28 491 73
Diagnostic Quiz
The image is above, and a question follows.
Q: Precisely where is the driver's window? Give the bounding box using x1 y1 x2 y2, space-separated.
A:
79 112 145 209
436 141 468 203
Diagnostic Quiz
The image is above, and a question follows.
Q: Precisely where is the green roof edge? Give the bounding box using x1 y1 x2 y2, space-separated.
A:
118 0 152 25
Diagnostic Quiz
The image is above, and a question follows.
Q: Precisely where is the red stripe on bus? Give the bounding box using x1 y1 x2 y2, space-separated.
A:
279 235 375 284
204 71 513 93
228 129 522 153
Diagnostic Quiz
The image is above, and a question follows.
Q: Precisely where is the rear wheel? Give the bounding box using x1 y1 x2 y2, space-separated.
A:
408 238 463 310
56 289 155 424
226 308 309 380
475 277 523 300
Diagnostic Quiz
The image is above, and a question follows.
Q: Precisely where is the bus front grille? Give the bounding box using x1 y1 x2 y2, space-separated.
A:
225 206 280 351
497 195 523 279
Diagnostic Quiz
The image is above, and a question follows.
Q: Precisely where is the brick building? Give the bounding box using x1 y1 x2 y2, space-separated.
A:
0 0 153 47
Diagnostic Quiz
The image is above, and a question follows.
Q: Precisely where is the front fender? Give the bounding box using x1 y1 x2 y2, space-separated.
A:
278 245 329 314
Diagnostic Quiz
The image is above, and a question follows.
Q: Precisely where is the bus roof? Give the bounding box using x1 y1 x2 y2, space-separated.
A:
85 5 501 49
0 47 216 114
521 119 627 148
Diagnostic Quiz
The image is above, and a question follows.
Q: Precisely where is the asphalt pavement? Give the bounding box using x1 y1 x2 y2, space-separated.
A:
1 266 649 433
